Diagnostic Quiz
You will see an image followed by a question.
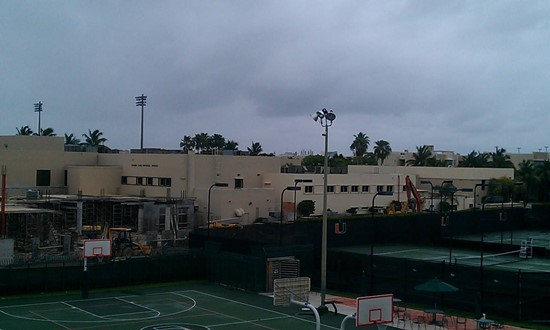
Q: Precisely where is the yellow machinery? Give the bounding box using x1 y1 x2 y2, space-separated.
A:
107 227 152 257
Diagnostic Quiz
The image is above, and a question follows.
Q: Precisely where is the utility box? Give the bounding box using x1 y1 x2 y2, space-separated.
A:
266 256 300 292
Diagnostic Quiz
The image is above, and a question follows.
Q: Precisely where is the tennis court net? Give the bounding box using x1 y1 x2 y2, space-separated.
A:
454 249 525 267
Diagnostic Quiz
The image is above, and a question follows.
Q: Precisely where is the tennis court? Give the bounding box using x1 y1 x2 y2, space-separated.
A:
453 229 550 250
0 282 360 330
330 243 550 273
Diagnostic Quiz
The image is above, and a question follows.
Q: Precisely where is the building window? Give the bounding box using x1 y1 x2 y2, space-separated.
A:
327 185 335 193
351 185 359 193
136 177 144 185
377 185 384 192
146 177 153 186
304 186 313 194
121 176 128 185
340 186 348 193
362 185 369 193
36 170 51 186
386 185 393 192
403 185 407 192
159 177 171 187
235 178 244 189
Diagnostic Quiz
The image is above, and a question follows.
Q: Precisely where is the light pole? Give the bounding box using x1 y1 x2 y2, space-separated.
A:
135 94 147 150
207 182 228 237
312 108 336 309
34 102 43 135
294 179 312 222
420 180 434 212
281 186 301 245
447 187 473 264
370 191 393 294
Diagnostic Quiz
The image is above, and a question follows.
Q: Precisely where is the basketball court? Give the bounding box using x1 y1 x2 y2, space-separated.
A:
0 282 391 330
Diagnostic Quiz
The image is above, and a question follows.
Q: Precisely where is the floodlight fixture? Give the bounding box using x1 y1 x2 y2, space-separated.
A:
34 101 43 134
135 94 147 150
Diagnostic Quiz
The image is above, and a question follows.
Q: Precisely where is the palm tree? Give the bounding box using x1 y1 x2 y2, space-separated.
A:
373 140 392 165
37 127 56 136
209 134 226 151
407 145 434 166
248 141 263 156
16 125 33 135
350 132 369 163
224 140 239 150
179 135 195 152
490 147 514 168
64 133 80 145
459 151 490 167
194 133 210 153
82 129 107 147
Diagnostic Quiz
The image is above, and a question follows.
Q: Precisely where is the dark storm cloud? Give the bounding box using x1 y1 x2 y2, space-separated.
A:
1 1 548 154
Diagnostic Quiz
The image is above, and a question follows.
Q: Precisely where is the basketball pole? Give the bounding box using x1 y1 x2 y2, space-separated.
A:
82 257 89 299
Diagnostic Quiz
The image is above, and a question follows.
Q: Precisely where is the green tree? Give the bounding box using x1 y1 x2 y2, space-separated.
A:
536 161 550 202
301 155 325 172
179 135 195 152
490 147 514 168
407 145 434 166
16 125 33 135
516 160 537 201
194 133 210 153
297 200 315 217
373 140 392 165
224 140 239 150
82 129 107 147
350 132 369 164
247 141 263 156
64 133 80 145
459 151 490 167
37 127 56 136
208 134 226 151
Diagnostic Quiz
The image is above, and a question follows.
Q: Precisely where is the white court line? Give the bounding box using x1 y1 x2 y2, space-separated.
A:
0 292 196 323
207 315 291 328
62 301 107 320
374 249 420 256
182 290 339 330
114 297 161 318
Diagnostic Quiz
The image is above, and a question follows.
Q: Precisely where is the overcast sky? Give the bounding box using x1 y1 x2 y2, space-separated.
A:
2 1 549 156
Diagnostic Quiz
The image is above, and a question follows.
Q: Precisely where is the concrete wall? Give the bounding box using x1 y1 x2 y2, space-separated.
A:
66 165 122 195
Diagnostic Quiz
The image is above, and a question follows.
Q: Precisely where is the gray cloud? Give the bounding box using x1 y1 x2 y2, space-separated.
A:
1 1 549 155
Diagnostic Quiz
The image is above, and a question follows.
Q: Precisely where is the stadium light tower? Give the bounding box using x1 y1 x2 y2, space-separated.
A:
34 102 43 135
312 108 336 310
135 94 147 150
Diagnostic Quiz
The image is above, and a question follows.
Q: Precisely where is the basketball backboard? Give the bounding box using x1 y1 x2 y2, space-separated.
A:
273 277 310 306
83 239 111 258
356 294 393 327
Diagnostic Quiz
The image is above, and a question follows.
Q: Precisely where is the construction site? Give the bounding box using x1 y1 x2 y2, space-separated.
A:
0 191 194 264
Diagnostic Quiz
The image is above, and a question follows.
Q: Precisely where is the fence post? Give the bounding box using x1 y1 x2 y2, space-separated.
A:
517 269 522 321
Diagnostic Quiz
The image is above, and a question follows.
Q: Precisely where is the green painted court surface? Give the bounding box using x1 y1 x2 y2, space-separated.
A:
0 283 361 330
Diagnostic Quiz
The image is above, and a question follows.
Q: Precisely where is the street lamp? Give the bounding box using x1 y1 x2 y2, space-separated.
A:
34 101 43 135
294 179 313 222
135 94 147 150
370 191 393 294
420 180 434 212
281 186 302 245
312 107 336 309
207 182 228 237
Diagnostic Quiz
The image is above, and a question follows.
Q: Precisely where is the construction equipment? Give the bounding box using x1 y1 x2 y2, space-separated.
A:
108 227 152 257
405 176 423 212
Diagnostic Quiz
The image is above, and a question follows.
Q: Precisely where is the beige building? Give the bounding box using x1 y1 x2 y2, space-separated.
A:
0 136 514 233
